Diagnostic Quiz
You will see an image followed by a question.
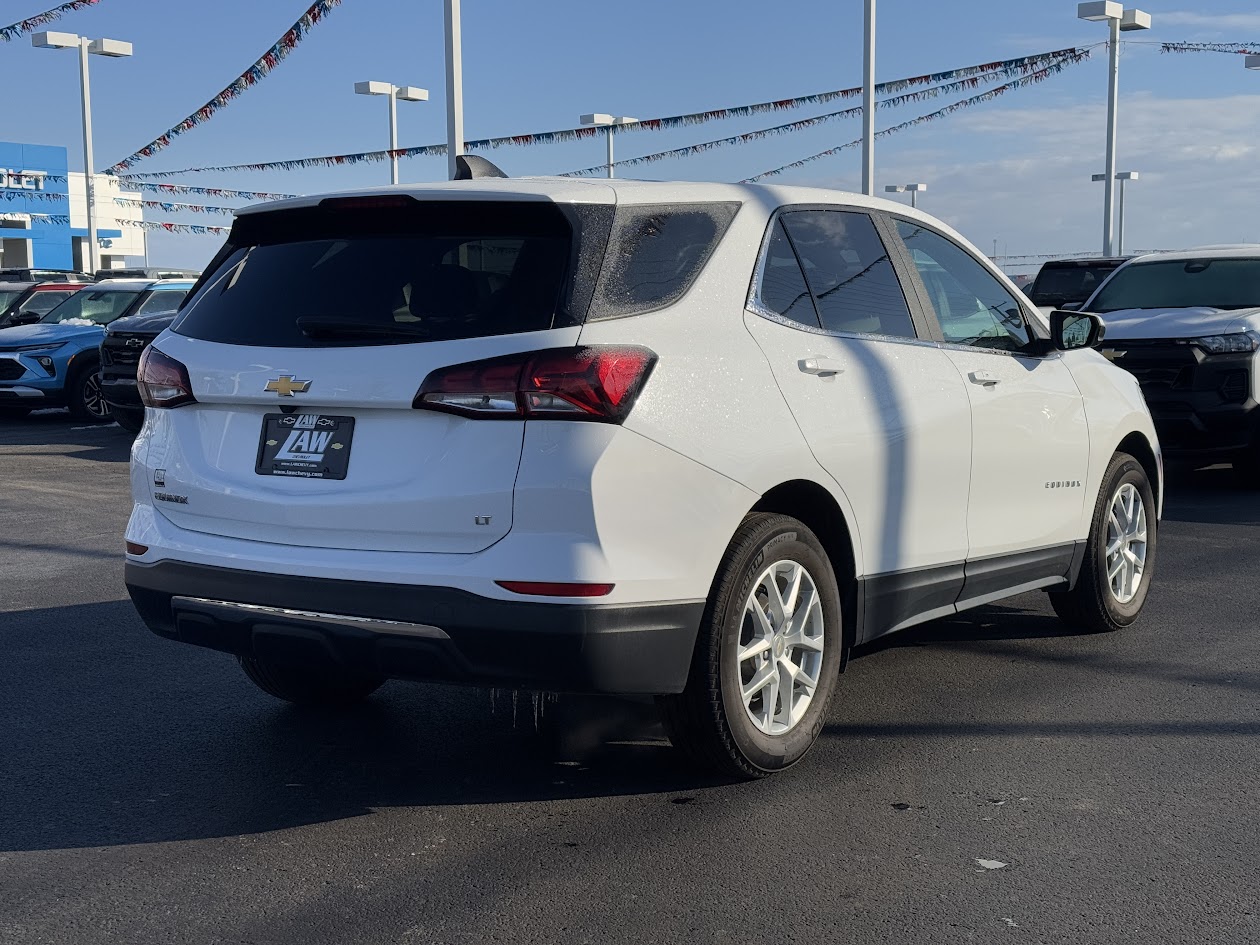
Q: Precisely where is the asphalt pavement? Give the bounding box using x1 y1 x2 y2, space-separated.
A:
1 412 1257 945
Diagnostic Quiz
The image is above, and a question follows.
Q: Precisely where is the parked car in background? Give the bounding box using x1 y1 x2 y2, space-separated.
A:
0 281 92 328
1084 247 1260 477
1027 257 1130 314
99 307 180 432
0 267 94 283
95 267 202 281
124 177 1160 778
0 278 194 420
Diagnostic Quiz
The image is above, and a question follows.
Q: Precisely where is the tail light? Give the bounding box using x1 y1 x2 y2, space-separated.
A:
414 346 656 423
138 347 197 408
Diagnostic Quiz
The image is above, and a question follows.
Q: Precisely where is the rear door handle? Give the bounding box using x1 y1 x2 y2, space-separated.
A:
798 357 845 377
968 370 1001 386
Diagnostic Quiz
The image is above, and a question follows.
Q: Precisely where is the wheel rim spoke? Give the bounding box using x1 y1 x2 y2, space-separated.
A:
1104 482 1149 605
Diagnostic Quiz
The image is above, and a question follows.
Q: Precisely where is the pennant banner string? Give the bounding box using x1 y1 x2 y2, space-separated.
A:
40 175 296 200
114 197 239 216
106 0 344 173
0 0 101 42
560 49 1089 177
744 52 1088 182
1160 42 1260 54
115 46 1090 179
116 218 231 235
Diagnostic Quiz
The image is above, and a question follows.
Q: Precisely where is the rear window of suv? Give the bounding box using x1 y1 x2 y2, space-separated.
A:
173 200 605 347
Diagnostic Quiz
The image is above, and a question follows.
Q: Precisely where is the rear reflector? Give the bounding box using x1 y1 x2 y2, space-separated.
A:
496 581 615 598
415 346 656 423
137 347 196 408
125 541 148 556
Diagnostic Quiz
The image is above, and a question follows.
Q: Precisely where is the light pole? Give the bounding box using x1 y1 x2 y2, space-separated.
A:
579 114 639 178
884 182 927 209
1077 3 1151 257
862 0 876 196
1092 171 1139 255
354 81 428 185
32 30 132 275
443 0 465 181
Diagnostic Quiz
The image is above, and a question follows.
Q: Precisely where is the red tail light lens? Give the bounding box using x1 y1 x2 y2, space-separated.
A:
138 347 197 408
414 346 656 423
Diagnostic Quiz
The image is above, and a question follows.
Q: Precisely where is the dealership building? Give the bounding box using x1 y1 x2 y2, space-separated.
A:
0 140 145 272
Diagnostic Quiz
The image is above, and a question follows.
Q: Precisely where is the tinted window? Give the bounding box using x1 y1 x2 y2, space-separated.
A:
896 222 1030 352
1028 262 1122 307
590 202 739 319
781 210 916 338
41 289 143 325
757 219 819 327
0 289 23 312
1088 257 1260 313
175 201 577 347
21 291 72 315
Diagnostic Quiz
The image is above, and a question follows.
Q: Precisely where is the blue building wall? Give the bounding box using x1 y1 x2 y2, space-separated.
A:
0 142 74 269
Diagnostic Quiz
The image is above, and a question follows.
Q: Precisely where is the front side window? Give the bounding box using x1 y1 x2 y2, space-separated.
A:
1088 257 1260 313
780 210 917 338
134 288 190 316
896 221 1031 352
21 291 72 316
41 289 143 325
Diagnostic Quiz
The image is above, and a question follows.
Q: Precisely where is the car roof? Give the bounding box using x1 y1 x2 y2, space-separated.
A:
1038 257 1130 267
90 278 194 289
1125 246 1260 263
0 281 36 290
33 281 91 289
235 177 945 219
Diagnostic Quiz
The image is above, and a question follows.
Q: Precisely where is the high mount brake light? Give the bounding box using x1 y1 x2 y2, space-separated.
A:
137 347 196 408
318 195 418 211
414 346 656 423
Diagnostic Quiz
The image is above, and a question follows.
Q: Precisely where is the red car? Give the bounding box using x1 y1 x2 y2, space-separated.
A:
0 281 93 329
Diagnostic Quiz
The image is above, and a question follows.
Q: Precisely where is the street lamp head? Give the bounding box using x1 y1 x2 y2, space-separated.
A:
355 80 393 96
31 30 81 48
1247 55 1260 70
580 113 614 126
396 86 429 102
88 38 133 58
905 183 927 192
1077 1 1122 21
884 185 907 193
1119 8 1152 32
1116 171 1139 180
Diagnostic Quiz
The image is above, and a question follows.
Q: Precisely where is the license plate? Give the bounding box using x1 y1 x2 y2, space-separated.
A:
255 413 354 480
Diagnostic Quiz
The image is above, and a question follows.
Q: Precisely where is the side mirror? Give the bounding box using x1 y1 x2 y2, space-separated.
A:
1050 310 1105 351
11 312 41 326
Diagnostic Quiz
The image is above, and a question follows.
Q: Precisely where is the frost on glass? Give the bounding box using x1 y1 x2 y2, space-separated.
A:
591 202 739 320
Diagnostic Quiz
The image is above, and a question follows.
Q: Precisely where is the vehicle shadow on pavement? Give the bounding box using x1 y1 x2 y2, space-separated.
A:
1161 465 1260 525
0 413 131 462
0 600 728 853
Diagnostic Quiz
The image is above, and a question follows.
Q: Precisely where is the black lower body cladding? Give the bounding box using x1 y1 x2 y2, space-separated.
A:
125 560 704 695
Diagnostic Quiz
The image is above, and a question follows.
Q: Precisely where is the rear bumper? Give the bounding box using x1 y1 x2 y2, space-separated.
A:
100 375 143 409
125 560 704 695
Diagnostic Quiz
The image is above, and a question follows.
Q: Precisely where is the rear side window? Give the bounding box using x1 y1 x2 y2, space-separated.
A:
589 202 739 320
779 210 917 338
757 219 819 328
1029 263 1120 307
174 201 590 347
134 289 189 316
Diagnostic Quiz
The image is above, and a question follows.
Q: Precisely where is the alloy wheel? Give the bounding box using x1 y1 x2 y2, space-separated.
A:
737 559 826 736
83 373 109 419
1105 482 1147 604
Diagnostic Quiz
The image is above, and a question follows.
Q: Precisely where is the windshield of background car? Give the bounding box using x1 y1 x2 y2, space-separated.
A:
0 289 23 311
173 200 592 347
1029 263 1120 306
134 288 190 316
1089 258 1260 313
40 288 143 325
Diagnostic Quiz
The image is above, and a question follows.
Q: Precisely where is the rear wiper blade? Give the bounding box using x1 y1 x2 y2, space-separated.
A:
296 316 429 339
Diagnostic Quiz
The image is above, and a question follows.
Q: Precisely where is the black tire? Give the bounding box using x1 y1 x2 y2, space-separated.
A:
1049 452 1157 633
1232 444 1260 488
0 406 31 420
657 513 844 779
238 655 384 707
110 405 144 434
67 362 111 422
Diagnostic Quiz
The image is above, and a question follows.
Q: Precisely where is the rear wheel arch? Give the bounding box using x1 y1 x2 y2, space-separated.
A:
751 480 859 657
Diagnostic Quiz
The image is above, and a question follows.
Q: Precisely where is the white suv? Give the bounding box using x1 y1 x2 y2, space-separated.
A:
125 178 1162 778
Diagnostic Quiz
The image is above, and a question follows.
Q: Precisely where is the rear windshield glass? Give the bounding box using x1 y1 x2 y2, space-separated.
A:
1088 257 1260 313
1029 263 1122 306
173 200 582 347
589 202 739 320
41 289 142 325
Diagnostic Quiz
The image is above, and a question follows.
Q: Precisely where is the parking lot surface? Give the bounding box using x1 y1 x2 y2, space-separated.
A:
2 414 1257 945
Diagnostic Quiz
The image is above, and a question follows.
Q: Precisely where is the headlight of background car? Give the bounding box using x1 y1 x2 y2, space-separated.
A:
1184 331 1260 355
13 342 67 354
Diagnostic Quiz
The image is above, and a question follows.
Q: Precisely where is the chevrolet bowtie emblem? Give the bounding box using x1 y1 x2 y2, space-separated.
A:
264 375 311 397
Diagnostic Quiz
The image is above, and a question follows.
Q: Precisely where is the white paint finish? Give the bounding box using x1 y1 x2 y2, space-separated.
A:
1096 306 1260 341
942 349 1091 558
746 317 973 574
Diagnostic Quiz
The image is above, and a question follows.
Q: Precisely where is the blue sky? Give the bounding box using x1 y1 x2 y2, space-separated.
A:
5 0 1259 269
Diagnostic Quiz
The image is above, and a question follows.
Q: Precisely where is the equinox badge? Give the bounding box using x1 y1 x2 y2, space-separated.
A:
264 375 312 397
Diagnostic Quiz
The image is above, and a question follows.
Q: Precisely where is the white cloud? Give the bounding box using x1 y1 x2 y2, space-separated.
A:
1160 12 1260 30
